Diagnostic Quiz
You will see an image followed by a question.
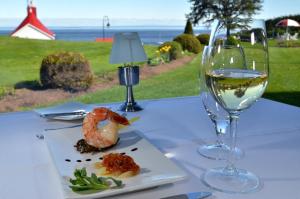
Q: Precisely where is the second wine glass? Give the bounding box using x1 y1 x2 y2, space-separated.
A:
199 47 244 160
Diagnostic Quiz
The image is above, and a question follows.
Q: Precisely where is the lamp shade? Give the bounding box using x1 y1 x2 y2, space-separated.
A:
109 32 147 64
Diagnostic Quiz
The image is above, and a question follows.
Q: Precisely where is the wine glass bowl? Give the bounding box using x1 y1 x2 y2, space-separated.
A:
202 19 269 193
205 60 268 113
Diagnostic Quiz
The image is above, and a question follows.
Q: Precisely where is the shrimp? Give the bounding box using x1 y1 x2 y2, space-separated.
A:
82 107 129 149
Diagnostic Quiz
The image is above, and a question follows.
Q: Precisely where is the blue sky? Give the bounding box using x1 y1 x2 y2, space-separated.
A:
0 0 300 27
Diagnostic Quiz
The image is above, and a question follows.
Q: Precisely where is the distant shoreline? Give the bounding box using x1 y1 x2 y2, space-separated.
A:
0 25 208 31
0 26 209 45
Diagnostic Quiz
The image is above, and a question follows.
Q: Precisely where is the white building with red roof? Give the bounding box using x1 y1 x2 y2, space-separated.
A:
11 0 55 40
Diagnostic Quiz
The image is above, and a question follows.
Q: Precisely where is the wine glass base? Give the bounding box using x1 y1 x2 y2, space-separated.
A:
197 144 244 160
202 167 261 193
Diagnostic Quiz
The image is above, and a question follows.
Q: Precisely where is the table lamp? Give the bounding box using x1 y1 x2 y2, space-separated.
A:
110 32 147 112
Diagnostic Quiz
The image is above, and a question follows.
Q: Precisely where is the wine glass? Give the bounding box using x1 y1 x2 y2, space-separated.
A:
202 19 269 193
198 46 244 160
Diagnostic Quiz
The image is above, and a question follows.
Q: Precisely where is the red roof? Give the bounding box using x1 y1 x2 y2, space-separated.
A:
11 6 55 38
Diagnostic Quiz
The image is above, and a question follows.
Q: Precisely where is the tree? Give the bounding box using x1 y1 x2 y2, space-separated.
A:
184 19 194 35
187 0 263 37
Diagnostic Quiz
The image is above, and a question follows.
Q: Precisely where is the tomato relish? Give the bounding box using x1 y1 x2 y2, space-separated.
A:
102 153 140 174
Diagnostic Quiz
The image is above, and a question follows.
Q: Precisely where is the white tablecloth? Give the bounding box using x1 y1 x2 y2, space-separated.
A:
0 96 300 199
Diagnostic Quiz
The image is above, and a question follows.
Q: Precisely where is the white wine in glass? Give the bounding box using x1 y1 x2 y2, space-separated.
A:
202 19 269 193
206 69 268 112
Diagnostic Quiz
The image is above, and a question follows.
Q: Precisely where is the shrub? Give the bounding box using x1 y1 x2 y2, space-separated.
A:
184 19 194 35
147 57 162 66
197 34 210 45
40 52 93 91
173 34 202 54
225 36 239 46
158 41 183 61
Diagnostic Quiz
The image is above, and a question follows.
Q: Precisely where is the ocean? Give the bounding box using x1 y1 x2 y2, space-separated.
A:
0 26 209 45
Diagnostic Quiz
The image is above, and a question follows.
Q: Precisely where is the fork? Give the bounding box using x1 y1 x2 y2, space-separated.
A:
36 112 127 140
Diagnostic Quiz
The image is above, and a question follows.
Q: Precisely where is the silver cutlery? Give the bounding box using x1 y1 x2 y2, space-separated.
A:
36 112 127 140
41 110 87 119
39 106 122 119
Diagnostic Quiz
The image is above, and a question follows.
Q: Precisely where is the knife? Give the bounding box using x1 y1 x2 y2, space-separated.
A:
41 110 87 119
160 192 212 199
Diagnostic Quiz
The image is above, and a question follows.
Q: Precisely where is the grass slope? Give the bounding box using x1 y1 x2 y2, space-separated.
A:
0 36 156 86
263 47 300 106
0 36 299 107
77 46 300 107
77 55 201 104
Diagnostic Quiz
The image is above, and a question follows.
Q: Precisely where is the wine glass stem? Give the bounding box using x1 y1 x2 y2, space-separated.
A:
214 119 228 146
215 133 223 146
215 126 224 146
225 114 239 175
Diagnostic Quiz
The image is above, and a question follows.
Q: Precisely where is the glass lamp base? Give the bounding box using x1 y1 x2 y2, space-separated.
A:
119 102 143 112
202 167 261 193
197 144 244 160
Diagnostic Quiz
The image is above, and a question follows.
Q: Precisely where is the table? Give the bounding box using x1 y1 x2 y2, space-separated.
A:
0 96 300 199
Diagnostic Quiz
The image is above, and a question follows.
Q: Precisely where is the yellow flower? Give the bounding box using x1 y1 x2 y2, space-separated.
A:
158 45 172 54
161 45 171 53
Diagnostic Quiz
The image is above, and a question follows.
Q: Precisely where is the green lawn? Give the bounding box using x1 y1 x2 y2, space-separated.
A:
76 46 300 107
0 36 156 86
263 46 300 106
77 55 201 104
0 36 299 108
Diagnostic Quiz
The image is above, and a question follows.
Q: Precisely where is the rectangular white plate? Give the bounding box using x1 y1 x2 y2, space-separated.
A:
44 127 187 199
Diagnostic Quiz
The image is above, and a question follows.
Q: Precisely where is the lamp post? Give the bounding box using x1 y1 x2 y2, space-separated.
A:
102 16 110 40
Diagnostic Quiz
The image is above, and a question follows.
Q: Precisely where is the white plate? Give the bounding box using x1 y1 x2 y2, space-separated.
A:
44 127 187 199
